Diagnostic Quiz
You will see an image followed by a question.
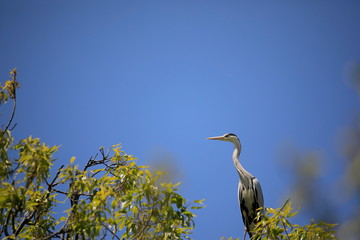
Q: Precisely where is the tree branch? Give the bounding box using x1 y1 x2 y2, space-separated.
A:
4 70 18 133
14 210 36 236
1 209 11 236
101 223 121 240
47 165 64 192
131 207 154 240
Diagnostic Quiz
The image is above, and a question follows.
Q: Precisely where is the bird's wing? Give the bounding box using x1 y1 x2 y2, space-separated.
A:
252 177 264 210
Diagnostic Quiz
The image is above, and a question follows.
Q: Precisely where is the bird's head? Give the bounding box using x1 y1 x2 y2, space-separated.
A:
207 133 240 144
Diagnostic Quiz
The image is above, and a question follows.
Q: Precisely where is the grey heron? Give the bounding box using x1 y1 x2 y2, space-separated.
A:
208 133 264 239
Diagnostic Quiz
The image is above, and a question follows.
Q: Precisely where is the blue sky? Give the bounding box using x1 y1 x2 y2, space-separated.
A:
1 1 360 239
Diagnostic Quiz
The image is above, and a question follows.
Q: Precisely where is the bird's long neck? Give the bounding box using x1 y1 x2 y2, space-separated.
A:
232 139 242 165
232 140 252 185
232 140 241 163
232 140 243 173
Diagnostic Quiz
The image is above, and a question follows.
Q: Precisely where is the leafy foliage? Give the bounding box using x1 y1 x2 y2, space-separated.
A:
0 69 204 239
0 68 19 104
251 200 338 240
222 200 338 240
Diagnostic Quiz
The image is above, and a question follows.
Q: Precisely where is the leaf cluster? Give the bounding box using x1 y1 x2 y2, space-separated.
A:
222 200 338 240
0 68 19 105
251 199 338 240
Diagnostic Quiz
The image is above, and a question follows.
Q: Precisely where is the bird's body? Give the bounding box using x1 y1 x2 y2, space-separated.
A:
208 133 264 239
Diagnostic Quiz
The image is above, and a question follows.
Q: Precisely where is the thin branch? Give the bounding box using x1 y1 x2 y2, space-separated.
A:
282 221 291 240
11 209 16 234
3 92 16 132
101 223 121 240
131 208 154 240
4 70 18 133
53 189 69 195
9 122 17 131
13 165 65 237
14 210 36 236
47 165 64 191
1 209 11 236
280 198 291 212
40 220 69 240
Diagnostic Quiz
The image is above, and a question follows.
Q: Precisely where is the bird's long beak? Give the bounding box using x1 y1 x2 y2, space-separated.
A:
207 136 225 141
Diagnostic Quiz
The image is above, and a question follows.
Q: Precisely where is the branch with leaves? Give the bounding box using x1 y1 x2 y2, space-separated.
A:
250 200 338 240
1 68 20 133
222 200 338 240
0 69 204 239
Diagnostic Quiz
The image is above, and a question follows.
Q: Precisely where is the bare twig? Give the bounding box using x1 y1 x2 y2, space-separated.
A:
53 189 69 195
9 123 17 131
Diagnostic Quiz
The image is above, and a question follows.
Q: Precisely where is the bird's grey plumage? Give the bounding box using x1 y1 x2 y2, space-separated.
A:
208 133 264 239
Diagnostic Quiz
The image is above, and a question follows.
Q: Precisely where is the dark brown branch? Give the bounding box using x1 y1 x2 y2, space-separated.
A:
47 165 64 191
101 223 121 240
3 91 16 132
282 221 291 240
53 189 69 195
280 198 290 212
131 208 154 240
14 165 65 237
1 209 11 236
4 70 18 133
40 221 70 240
9 123 17 131
14 210 36 236
11 210 16 234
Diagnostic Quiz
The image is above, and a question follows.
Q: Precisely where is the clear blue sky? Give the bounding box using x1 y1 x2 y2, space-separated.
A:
1 1 360 239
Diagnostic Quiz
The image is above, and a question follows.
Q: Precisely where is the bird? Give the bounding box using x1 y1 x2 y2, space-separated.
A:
208 133 264 239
